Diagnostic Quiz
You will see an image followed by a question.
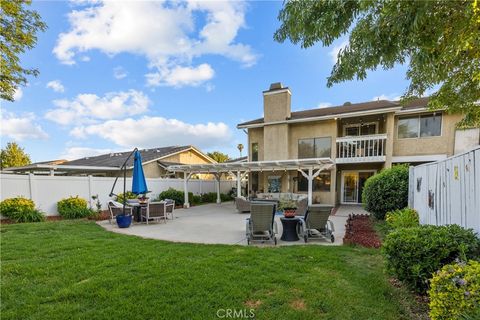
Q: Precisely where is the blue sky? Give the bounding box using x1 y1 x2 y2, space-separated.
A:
1 1 411 162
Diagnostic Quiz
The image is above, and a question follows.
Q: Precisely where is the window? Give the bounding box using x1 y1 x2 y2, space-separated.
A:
298 137 331 158
251 143 258 161
398 113 442 139
251 172 259 192
297 172 331 192
267 176 281 193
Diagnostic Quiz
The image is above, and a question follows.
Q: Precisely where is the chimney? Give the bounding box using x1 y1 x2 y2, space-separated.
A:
263 82 291 122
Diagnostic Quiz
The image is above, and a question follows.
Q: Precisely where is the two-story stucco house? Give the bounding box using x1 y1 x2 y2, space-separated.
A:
237 83 475 206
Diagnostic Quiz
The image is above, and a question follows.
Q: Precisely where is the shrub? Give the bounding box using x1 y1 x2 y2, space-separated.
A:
57 196 93 219
157 188 193 206
201 192 217 203
115 191 137 204
0 197 44 223
429 260 480 320
362 164 409 219
191 195 202 205
220 193 233 202
385 207 419 230
382 225 480 293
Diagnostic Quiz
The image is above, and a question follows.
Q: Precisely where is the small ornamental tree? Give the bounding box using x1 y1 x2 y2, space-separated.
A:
362 165 409 219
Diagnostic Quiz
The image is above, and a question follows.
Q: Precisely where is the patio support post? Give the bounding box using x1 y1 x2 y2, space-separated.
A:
214 173 221 204
183 171 192 208
236 170 241 198
298 168 324 206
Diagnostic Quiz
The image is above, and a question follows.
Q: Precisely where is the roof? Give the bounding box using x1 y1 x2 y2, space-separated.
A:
65 145 196 168
225 156 248 163
167 158 335 173
237 97 430 128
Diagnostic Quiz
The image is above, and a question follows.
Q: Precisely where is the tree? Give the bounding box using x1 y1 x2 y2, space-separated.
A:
1 0 47 101
237 143 244 157
1 142 31 169
275 0 480 127
207 151 230 163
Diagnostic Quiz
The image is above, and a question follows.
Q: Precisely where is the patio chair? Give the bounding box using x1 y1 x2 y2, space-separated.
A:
298 206 335 243
235 197 251 213
108 200 133 225
163 199 175 219
140 201 168 224
295 198 308 217
246 203 277 245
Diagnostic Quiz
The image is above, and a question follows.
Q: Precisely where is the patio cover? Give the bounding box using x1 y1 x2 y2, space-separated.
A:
167 158 335 207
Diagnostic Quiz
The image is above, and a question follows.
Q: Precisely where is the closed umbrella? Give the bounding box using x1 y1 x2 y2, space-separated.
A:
132 150 148 195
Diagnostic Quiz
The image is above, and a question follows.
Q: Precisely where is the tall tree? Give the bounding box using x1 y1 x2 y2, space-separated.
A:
275 0 480 127
207 151 230 163
237 143 244 157
0 142 31 169
1 0 47 101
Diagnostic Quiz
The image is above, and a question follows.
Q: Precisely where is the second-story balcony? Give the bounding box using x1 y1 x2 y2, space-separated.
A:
336 134 387 163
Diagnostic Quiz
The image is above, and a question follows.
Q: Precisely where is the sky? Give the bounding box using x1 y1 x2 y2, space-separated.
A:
1 0 412 162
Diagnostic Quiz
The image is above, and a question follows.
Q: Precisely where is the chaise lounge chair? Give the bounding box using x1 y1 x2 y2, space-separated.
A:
298 205 335 243
246 202 277 245
235 197 251 213
294 198 308 217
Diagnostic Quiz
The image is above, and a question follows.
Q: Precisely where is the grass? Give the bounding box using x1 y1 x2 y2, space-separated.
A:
1 221 425 320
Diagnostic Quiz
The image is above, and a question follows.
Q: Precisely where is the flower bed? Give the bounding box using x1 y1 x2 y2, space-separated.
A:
343 214 381 248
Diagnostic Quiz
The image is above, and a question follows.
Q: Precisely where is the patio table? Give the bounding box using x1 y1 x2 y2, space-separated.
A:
127 202 148 222
280 217 300 241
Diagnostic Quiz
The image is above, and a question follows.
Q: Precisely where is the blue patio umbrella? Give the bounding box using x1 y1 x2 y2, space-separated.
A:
132 150 148 195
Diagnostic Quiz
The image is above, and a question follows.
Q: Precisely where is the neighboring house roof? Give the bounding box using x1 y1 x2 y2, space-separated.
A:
65 145 216 169
225 156 248 163
237 97 430 128
31 159 68 165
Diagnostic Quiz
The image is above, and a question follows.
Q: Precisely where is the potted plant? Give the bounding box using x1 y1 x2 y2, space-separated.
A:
278 199 297 218
138 193 149 204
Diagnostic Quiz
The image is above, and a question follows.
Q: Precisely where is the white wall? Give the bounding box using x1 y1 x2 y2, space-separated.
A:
454 128 480 154
409 146 480 234
0 174 235 215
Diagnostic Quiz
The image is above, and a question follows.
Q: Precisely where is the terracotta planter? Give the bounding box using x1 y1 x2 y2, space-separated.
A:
283 209 296 218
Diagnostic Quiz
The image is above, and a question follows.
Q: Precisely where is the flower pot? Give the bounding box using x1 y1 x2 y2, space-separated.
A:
283 209 296 218
116 214 132 228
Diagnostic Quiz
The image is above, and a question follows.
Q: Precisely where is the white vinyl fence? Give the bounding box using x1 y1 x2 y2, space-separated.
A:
409 146 480 233
0 174 235 215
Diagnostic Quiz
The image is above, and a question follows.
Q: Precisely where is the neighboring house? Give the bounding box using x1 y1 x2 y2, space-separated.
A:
3 146 217 178
237 83 479 206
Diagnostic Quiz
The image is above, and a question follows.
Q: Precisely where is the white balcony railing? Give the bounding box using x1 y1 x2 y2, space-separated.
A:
336 134 387 163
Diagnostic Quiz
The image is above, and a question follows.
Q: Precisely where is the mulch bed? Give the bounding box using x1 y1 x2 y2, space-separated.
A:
1 211 111 225
343 214 382 248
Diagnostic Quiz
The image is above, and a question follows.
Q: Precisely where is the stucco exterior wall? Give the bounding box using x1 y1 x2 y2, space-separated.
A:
248 127 264 161
289 120 337 159
264 124 289 160
393 112 462 157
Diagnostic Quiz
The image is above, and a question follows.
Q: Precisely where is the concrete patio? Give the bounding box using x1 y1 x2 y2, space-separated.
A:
99 202 368 246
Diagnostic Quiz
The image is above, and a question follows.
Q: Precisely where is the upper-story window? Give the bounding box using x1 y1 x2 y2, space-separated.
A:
398 113 442 139
298 137 331 158
251 143 259 161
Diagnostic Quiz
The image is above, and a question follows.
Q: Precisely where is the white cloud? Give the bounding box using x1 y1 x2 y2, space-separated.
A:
317 102 332 108
0 111 48 141
329 40 348 64
45 89 150 125
13 87 23 101
372 94 402 101
146 64 214 87
113 66 127 80
46 80 65 93
70 117 232 149
80 55 90 62
53 1 256 87
60 146 115 160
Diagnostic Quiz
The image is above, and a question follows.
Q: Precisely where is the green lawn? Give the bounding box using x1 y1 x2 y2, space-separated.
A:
1 221 425 320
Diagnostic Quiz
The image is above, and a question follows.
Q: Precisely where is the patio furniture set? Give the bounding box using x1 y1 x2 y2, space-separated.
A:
108 199 175 225
242 198 335 245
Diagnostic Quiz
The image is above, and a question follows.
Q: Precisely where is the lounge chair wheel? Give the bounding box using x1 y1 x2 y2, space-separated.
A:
330 235 335 243
304 235 308 243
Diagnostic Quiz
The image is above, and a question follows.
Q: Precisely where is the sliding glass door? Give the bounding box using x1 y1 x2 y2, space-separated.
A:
341 171 376 204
